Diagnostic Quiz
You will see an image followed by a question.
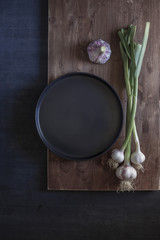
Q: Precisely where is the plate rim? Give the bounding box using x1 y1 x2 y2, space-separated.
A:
35 72 123 161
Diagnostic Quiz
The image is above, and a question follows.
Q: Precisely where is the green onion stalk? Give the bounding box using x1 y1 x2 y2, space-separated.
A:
110 22 150 190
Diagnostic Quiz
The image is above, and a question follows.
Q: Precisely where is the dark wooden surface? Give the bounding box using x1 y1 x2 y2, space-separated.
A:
48 0 160 190
1 0 160 239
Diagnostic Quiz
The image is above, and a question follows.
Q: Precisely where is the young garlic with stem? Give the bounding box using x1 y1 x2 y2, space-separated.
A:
108 22 150 190
119 36 146 171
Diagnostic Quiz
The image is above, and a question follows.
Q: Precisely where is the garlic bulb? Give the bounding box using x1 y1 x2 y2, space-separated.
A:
87 39 111 64
116 164 137 180
131 150 145 165
111 149 124 163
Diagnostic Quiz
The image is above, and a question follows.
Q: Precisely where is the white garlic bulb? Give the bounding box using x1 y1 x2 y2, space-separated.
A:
111 149 124 163
116 164 137 180
131 150 145 165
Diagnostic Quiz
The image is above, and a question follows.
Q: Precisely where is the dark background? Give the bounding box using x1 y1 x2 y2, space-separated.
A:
0 0 160 239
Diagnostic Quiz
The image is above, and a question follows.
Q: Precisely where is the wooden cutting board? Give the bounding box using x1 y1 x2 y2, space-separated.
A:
47 0 160 190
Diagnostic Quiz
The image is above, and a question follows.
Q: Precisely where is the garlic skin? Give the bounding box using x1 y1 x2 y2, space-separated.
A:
131 150 145 165
111 149 124 163
116 164 137 180
87 39 111 64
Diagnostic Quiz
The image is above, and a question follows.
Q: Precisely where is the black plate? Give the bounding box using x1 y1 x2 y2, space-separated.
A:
35 72 123 161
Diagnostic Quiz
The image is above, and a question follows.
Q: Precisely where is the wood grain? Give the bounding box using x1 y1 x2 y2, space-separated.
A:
48 0 160 190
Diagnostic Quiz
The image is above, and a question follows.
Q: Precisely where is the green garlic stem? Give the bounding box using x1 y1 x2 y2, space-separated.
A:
133 126 140 152
124 101 131 163
121 76 138 151
124 139 131 163
120 44 140 153
135 22 150 79
118 31 131 60
131 42 142 151
122 52 132 163
130 26 136 95
135 44 142 65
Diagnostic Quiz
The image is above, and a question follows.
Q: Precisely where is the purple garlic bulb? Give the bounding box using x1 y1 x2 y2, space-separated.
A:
87 39 111 64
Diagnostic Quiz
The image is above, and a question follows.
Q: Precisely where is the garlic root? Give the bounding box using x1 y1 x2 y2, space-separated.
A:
107 158 119 169
133 163 144 172
117 180 135 192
